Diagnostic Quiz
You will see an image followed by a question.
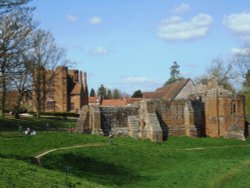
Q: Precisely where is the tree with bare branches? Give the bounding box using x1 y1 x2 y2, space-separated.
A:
0 8 34 117
27 30 67 118
232 45 250 91
195 58 236 92
0 0 31 15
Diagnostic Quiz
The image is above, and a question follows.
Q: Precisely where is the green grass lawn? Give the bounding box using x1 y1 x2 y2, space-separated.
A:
0 116 76 131
1 117 250 187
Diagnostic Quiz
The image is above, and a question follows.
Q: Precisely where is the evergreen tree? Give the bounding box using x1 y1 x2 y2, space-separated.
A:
97 84 106 98
113 89 121 99
132 90 143 98
170 61 180 79
164 61 184 86
107 89 112 99
89 88 96 97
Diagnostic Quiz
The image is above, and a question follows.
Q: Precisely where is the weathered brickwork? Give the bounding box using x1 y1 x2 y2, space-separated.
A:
32 66 88 113
100 107 139 136
205 88 245 140
140 99 201 138
76 105 90 133
128 116 140 138
76 77 246 142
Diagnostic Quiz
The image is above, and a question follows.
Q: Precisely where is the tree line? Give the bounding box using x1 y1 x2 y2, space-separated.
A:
89 85 143 99
0 0 72 118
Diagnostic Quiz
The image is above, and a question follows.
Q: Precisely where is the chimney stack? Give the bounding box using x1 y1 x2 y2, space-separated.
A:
83 71 89 105
80 71 83 84
84 71 87 87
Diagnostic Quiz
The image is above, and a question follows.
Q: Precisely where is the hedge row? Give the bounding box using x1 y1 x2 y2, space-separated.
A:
28 112 79 118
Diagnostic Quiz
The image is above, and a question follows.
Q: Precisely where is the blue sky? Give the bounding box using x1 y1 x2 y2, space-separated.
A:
30 0 250 94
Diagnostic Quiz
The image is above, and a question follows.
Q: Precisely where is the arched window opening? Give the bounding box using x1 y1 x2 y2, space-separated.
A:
231 102 236 114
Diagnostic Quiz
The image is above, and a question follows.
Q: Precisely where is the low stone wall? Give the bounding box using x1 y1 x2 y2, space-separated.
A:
100 106 139 135
128 116 140 138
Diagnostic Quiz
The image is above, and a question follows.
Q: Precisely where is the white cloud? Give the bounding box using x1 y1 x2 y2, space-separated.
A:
89 47 111 56
173 3 191 14
88 16 103 24
158 14 213 41
66 15 78 22
231 48 250 56
223 12 250 37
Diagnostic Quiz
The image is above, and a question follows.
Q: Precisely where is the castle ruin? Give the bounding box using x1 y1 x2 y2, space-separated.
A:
76 77 247 142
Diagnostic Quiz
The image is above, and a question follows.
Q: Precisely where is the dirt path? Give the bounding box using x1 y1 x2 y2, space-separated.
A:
176 144 250 151
34 143 250 165
34 143 106 164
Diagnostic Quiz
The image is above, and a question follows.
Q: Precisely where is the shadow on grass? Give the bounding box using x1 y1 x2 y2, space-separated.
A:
42 153 147 186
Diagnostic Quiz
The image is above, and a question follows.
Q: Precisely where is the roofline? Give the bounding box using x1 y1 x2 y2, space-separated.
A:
172 78 191 99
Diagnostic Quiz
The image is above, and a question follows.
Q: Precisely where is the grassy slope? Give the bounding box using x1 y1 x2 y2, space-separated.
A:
0 117 108 187
42 137 250 188
1 117 250 187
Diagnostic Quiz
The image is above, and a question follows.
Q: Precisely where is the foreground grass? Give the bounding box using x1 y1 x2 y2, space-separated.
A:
42 138 250 188
1 117 250 187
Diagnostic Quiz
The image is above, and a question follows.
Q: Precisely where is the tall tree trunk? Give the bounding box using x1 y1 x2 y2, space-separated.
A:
13 92 24 119
0 64 6 117
35 70 41 118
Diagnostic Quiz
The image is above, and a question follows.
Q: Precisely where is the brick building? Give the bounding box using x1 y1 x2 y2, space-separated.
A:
32 66 88 113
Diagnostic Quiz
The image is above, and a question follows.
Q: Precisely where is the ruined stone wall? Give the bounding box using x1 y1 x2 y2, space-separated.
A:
100 107 139 135
205 89 245 140
191 100 205 137
205 90 220 137
141 100 185 136
219 97 245 135
128 116 140 138
89 106 102 135
140 99 202 137
76 105 90 133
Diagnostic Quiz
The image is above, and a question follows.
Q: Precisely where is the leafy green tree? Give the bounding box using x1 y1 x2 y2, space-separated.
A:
132 90 143 98
89 88 96 97
164 61 184 86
